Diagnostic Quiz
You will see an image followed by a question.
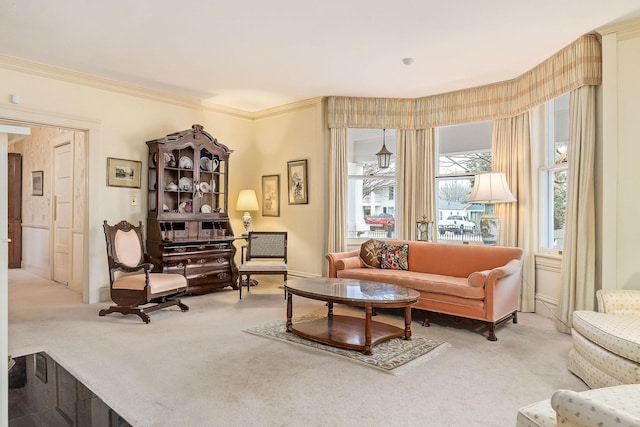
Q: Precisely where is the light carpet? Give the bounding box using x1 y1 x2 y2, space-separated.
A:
9 270 589 426
244 314 448 375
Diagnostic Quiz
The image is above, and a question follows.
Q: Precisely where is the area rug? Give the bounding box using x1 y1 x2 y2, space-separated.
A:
243 314 448 375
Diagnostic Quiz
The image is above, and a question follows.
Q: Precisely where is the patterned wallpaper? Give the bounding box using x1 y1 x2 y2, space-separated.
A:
8 126 85 230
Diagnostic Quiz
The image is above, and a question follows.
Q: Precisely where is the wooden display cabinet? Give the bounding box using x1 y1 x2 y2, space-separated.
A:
146 124 238 294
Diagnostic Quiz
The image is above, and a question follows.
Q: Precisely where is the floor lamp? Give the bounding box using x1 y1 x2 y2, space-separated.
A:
467 172 516 245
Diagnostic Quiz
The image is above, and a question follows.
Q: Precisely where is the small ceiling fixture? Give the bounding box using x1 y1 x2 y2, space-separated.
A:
376 129 392 169
402 57 414 66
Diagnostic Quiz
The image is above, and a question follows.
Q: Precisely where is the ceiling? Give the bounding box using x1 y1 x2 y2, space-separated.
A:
2 1 640 113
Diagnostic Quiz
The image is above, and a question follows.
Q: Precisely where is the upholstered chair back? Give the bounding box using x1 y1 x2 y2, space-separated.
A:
114 229 143 267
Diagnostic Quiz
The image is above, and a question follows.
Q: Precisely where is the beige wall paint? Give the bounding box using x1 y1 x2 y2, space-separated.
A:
614 35 640 290
0 66 254 302
252 100 328 277
3 18 640 302
599 19 640 291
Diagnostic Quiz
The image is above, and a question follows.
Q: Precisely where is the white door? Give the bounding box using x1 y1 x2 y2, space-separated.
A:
53 140 73 285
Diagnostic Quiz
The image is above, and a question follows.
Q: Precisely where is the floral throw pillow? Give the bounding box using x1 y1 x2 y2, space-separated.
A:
359 239 383 269
381 243 409 270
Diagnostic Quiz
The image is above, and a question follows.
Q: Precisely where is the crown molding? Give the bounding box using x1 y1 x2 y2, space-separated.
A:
1 55 326 121
597 17 640 40
250 97 324 120
0 55 257 119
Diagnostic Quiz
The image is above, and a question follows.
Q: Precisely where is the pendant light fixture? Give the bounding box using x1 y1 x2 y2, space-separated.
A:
376 128 392 169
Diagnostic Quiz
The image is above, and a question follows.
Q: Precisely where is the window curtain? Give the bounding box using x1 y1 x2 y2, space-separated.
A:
328 128 348 253
557 85 596 333
492 113 535 312
396 129 436 239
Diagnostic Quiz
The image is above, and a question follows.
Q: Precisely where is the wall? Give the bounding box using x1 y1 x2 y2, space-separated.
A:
251 99 328 277
0 61 254 303
8 127 86 293
2 19 639 304
599 19 640 291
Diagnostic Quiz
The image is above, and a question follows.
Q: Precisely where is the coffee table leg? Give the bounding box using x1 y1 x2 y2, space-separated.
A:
404 306 412 340
286 292 293 332
364 305 373 355
327 302 333 316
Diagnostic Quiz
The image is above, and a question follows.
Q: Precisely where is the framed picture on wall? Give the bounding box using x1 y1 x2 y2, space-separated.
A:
287 159 308 205
262 174 280 217
32 170 44 196
107 157 142 188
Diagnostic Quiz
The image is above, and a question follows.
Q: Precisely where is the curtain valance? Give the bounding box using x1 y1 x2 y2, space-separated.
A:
328 35 601 129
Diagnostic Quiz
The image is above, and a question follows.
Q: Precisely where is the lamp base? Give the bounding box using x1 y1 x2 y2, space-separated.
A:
242 212 252 233
479 214 500 246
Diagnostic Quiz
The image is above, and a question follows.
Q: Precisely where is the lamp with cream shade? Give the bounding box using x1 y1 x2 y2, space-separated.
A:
467 172 516 245
236 189 259 233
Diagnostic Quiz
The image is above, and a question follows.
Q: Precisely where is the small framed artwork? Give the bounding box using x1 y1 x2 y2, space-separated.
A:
262 174 280 217
107 157 142 188
32 170 44 196
287 159 308 205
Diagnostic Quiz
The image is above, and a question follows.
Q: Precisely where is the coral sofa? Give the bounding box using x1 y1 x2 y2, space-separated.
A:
326 240 523 340
568 290 640 388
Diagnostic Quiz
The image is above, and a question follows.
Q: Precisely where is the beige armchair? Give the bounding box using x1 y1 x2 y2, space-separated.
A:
100 220 189 323
516 384 640 427
568 290 640 388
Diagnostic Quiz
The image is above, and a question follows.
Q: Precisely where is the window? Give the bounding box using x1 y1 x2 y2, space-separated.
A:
347 129 397 239
540 93 569 251
436 121 492 242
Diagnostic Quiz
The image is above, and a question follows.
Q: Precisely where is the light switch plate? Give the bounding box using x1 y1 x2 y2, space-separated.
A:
130 196 137 206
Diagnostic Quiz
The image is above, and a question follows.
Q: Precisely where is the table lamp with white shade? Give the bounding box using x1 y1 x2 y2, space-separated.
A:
467 172 516 245
236 189 259 233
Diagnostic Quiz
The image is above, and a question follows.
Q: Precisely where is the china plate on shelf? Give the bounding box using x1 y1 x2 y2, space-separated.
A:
199 181 210 193
179 155 193 169
201 204 212 213
179 177 192 192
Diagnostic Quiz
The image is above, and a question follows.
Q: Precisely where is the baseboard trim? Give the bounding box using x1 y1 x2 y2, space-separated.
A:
287 270 321 279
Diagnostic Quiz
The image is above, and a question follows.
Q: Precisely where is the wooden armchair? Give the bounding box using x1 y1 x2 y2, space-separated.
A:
238 231 288 299
100 220 189 323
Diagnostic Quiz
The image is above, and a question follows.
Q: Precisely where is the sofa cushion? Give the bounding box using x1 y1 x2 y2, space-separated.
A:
397 273 485 300
551 385 640 426
335 268 485 300
381 243 409 270
573 310 640 364
359 239 383 268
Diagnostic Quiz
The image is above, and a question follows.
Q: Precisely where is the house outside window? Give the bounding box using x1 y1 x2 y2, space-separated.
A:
347 128 397 239
436 121 492 242
540 93 569 251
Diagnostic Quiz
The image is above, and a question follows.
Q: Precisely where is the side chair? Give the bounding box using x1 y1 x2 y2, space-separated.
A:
100 220 189 323
238 231 288 299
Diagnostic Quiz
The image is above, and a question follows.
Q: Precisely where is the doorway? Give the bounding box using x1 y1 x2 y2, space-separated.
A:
2 120 87 296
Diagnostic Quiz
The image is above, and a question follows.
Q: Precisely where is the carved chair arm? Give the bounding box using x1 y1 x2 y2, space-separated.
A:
113 261 154 273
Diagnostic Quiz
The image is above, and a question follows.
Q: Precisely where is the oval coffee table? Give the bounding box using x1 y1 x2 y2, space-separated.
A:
285 278 419 355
